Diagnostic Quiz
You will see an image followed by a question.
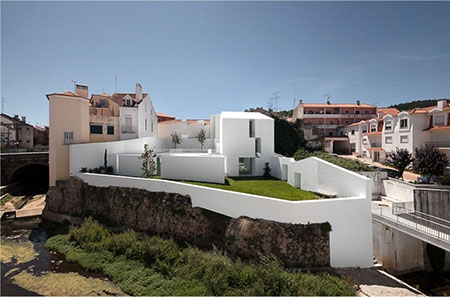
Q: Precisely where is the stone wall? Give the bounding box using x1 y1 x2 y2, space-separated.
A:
45 177 330 267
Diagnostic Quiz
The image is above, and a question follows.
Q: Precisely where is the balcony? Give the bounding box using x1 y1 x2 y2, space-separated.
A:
425 141 450 148
316 124 339 129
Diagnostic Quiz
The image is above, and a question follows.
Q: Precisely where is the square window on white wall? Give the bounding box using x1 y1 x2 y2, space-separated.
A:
385 136 392 144
400 135 408 143
400 118 408 129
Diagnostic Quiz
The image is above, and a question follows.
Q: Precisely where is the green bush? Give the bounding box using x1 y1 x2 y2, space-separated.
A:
46 219 355 296
293 147 373 172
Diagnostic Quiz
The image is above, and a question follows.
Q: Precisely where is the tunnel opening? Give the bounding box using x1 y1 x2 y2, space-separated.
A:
10 164 49 195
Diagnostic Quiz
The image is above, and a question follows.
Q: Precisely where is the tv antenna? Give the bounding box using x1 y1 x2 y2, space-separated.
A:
324 93 331 102
292 82 296 111
272 91 281 112
71 80 77 92
114 74 118 93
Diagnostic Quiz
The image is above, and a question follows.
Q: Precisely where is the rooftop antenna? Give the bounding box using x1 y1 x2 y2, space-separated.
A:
114 74 118 93
273 91 281 112
324 93 331 103
292 82 296 112
71 80 77 92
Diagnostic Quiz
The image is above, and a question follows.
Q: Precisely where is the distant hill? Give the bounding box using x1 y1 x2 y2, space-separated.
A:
388 99 448 111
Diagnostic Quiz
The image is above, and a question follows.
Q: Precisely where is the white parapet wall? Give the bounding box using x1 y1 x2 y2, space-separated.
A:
75 156 373 268
159 153 225 184
70 136 169 174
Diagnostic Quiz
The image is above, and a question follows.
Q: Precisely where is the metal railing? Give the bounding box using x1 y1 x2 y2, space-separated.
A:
425 141 450 148
373 204 450 242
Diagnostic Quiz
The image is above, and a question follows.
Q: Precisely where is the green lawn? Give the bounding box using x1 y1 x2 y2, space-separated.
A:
182 176 322 201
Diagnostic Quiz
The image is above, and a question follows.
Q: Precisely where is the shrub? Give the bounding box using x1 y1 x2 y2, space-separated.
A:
263 163 271 177
196 129 207 151
46 219 356 296
386 148 412 179
293 148 373 172
68 217 110 248
413 146 449 183
274 118 306 157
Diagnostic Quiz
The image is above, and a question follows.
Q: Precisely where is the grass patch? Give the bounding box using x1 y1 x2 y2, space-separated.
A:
294 148 374 172
182 176 322 201
1 194 15 206
45 218 355 296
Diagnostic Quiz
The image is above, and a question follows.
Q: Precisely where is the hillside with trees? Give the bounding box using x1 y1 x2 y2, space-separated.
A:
388 99 447 111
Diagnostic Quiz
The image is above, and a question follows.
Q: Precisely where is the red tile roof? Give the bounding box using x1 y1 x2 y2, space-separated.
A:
156 112 175 118
377 107 399 116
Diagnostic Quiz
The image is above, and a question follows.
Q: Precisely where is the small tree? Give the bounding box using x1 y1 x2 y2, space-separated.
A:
170 131 181 149
196 129 206 151
413 146 449 183
386 148 412 180
139 144 157 178
263 162 271 177
104 148 108 169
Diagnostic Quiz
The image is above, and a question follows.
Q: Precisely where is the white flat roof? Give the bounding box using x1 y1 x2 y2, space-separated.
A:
220 111 272 120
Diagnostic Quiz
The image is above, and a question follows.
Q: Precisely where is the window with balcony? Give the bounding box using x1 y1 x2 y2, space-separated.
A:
345 110 349 114
326 110 331 114
345 120 349 124
90 124 103 134
249 120 255 137
307 110 314 114
318 120 323 125
385 120 392 131
400 118 408 129
330 121 334 125
107 126 114 135
355 110 360 115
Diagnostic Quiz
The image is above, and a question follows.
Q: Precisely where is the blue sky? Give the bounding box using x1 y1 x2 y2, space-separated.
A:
2 1 450 126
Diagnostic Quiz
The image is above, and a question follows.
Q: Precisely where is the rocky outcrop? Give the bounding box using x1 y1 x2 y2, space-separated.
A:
45 177 330 267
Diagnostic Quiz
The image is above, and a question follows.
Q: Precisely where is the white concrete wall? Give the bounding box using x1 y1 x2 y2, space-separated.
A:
116 154 143 177
76 169 373 268
381 178 415 202
160 153 225 183
158 121 210 139
70 136 168 174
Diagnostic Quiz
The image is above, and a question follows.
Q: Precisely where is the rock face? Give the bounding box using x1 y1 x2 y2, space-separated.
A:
46 177 330 267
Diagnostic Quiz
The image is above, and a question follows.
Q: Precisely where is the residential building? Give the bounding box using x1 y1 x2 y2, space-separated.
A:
46 82 157 185
293 100 377 137
0 113 36 149
339 100 450 163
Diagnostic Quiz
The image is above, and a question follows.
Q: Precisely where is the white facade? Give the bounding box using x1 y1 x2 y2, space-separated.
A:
119 84 158 140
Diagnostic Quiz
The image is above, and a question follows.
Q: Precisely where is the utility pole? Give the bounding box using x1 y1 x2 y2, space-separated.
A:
292 82 296 116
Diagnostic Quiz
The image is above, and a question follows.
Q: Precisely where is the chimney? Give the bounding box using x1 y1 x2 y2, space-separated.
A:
356 100 360 106
136 83 142 102
437 99 447 109
14 115 19 120
75 84 88 98
299 99 303 104
327 100 330 105
21 116 26 123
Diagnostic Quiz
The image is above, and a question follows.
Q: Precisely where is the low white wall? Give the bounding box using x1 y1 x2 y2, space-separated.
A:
359 171 388 199
382 178 415 202
75 167 373 268
159 153 225 184
70 137 169 174
116 154 142 177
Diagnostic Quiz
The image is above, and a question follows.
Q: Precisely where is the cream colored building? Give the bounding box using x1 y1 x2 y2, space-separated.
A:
47 90 90 186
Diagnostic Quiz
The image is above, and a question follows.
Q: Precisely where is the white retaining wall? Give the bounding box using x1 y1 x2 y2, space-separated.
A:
159 153 225 184
75 156 373 268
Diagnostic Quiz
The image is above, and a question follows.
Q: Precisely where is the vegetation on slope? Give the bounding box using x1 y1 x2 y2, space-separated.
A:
274 118 307 156
388 99 445 111
294 148 374 172
184 176 321 201
45 218 355 296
